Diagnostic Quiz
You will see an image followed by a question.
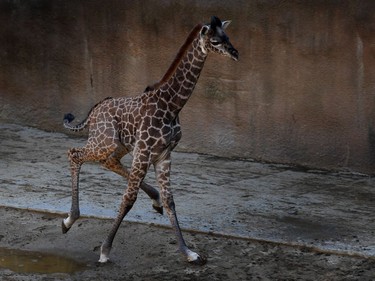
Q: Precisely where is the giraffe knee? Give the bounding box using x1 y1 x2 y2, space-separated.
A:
167 199 176 210
122 191 138 207
161 194 176 212
68 148 85 165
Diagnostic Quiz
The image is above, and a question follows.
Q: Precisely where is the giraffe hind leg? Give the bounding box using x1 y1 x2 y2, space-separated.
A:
62 147 85 233
144 182 163 215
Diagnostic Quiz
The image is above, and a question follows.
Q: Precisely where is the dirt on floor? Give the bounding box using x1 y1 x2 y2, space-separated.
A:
0 207 374 281
0 124 374 280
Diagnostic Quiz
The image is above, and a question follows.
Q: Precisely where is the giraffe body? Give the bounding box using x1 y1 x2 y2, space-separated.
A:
62 16 238 265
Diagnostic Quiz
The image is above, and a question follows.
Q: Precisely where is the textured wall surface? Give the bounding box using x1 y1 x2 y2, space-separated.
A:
0 1 374 173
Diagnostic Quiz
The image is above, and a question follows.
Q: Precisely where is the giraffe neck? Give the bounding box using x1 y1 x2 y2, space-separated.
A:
154 26 207 117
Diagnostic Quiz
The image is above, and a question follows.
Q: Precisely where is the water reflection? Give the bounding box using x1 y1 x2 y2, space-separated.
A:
0 247 86 274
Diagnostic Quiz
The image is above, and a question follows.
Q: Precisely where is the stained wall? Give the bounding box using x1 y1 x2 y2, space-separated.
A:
1 0 375 173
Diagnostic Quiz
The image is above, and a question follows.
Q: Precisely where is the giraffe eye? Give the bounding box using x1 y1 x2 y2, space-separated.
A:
210 39 222 46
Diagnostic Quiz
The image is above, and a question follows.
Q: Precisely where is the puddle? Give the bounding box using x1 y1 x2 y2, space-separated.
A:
0 247 86 274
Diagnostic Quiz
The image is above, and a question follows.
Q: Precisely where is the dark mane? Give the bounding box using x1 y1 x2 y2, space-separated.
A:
145 23 203 91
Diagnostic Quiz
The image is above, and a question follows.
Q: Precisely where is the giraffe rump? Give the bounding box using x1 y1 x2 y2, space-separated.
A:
63 96 113 132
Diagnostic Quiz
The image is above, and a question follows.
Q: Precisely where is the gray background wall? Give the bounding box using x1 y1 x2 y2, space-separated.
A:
0 0 374 174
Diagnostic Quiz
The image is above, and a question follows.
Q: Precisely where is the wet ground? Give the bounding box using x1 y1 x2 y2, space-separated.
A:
0 123 374 280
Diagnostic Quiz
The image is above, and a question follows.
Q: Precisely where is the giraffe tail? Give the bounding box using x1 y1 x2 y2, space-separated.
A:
63 113 90 132
63 97 113 132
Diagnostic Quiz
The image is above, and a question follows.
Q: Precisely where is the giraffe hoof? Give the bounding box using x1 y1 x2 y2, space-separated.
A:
152 204 164 215
61 220 71 234
188 255 207 266
98 255 110 263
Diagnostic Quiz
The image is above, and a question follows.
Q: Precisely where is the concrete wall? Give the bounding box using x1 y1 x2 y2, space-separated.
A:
1 0 375 174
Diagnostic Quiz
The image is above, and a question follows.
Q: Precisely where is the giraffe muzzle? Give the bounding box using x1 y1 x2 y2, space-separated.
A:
229 47 239 61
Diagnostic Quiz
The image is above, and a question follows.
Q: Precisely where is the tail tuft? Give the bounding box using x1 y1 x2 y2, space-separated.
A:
64 113 75 123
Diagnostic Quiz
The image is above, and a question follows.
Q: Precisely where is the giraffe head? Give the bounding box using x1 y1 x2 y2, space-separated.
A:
199 16 239 61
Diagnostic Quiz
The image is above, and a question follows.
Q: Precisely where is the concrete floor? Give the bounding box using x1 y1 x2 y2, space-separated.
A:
0 123 374 259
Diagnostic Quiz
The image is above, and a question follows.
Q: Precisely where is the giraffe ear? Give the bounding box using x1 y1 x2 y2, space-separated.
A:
200 25 210 36
221 20 231 30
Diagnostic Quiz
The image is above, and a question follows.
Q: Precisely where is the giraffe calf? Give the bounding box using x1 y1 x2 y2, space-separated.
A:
62 16 238 265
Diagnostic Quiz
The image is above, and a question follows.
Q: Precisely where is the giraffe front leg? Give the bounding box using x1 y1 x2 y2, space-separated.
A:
101 155 163 215
62 149 82 233
99 159 147 263
99 194 135 263
155 156 206 265
165 197 206 265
